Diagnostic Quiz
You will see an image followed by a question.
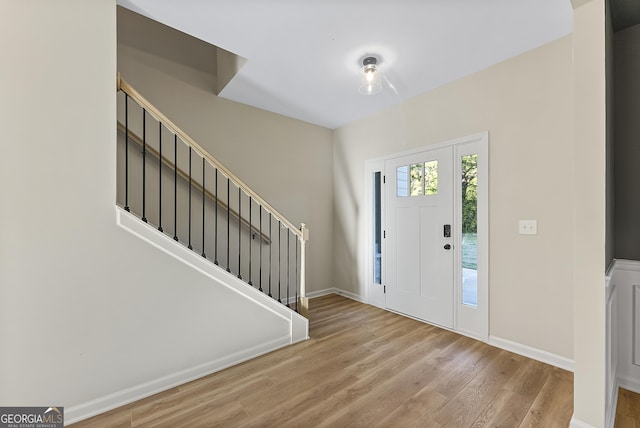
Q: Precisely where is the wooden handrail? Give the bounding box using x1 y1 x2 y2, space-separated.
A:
117 123 271 244
118 78 303 238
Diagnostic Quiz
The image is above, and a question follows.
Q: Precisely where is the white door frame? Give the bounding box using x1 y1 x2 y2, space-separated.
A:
364 132 489 341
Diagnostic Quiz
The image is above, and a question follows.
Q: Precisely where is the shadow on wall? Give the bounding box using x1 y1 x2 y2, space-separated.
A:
118 6 218 94
333 138 361 296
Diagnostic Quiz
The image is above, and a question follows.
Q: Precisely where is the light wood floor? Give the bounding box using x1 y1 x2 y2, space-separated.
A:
616 387 640 428
72 294 575 427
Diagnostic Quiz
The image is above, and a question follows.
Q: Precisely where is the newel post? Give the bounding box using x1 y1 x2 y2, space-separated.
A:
299 223 309 317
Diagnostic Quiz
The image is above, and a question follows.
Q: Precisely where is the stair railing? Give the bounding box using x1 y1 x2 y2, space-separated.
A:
116 74 309 316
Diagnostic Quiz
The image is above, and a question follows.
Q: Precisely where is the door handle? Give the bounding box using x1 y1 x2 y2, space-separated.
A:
444 244 451 250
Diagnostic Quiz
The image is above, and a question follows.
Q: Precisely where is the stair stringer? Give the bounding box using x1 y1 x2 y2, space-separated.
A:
116 207 309 337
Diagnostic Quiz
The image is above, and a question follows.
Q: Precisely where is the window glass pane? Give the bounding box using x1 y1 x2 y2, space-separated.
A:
397 165 408 197
373 172 382 284
424 160 438 195
461 154 478 307
410 163 423 196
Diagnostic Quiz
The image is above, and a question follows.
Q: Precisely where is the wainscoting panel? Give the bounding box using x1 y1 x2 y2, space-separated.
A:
612 260 640 395
605 272 618 428
635 285 640 367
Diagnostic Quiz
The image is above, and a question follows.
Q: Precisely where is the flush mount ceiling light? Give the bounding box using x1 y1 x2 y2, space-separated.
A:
359 56 382 95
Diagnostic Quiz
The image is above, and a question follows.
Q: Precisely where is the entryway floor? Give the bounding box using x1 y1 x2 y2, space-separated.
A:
71 294 575 427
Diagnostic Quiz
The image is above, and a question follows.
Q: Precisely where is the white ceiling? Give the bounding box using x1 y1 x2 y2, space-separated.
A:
118 0 573 129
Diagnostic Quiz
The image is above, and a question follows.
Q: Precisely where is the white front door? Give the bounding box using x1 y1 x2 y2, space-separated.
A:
385 146 454 328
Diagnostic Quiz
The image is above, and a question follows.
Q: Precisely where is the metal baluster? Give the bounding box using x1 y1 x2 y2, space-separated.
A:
158 122 163 232
259 206 263 292
278 220 282 303
268 213 272 297
248 197 253 286
227 177 231 273
124 94 130 212
287 229 290 307
173 135 178 241
214 168 219 265
238 188 242 279
201 158 206 258
188 147 192 250
141 109 147 223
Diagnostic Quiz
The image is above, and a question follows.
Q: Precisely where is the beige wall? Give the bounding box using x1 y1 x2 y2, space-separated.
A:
334 36 575 359
117 42 334 294
572 0 607 426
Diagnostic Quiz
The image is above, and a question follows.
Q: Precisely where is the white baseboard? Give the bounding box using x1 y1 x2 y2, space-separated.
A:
570 415 597 428
65 336 291 425
605 381 619 428
489 336 574 372
618 375 640 394
612 258 640 272
306 288 337 298
305 287 366 303
333 288 366 303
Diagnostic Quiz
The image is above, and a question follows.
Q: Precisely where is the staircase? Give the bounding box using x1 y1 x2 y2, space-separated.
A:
115 75 309 317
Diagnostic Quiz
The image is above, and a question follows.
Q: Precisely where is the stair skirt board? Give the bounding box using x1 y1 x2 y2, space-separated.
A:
116 207 308 335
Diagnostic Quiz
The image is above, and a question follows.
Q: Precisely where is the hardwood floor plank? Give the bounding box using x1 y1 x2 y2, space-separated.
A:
145 400 247 428
519 367 573 428
70 410 132 428
432 350 525 426
615 388 640 428
315 354 442 427
130 376 274 426
431 338 501 399
282 336 447 427
502 357 552 396
70 294 576 428
470 388 536 428
240 371 360 426
468 358 551 428
374 387 448 427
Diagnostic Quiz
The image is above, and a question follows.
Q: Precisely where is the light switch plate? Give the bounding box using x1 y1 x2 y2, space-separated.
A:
519 220 537 235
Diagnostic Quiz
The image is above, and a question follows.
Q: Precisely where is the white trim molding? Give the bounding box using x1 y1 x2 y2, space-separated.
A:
612 258 640 272
609 259 640 394
605 383 619 428
306 288 337 299
306 287 367 303
570 415 598 428
489 336 574 372
334 288 367 303
605 265 618 428
619 375 640 395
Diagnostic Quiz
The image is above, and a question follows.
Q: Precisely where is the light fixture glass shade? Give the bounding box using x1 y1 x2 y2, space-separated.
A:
359 65 382 95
